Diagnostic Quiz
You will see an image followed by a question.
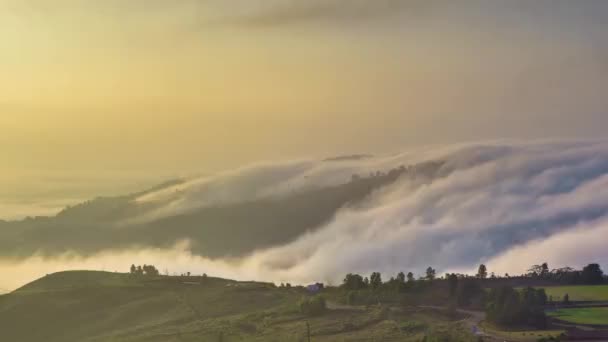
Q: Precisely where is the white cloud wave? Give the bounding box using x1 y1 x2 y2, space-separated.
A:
199 140 608 282
4 140 608 291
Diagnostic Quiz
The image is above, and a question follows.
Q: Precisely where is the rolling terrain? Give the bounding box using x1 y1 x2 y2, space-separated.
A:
0 271 476 342
542 285 608 302
548 307 608 325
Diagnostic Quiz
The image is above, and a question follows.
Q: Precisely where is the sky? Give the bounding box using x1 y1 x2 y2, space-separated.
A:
2 0 608 217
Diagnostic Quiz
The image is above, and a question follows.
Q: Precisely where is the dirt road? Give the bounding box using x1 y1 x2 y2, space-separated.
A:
417 305 494 339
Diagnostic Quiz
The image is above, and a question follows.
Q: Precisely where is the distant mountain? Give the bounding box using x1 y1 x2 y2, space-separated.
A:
0 161 443 259
323 154 373 162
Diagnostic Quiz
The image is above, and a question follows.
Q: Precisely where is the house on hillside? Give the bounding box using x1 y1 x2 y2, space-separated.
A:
306 283 324 294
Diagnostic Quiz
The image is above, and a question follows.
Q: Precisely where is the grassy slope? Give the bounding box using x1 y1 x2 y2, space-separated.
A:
479 322 564 342
548 307 608 325
0 271 475 342
541 285 608 302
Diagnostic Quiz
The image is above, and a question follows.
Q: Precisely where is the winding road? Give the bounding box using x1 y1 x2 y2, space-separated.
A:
327 301 506 341
417 305 497 340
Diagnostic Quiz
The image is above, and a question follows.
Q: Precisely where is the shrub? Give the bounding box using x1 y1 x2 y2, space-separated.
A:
346 291 357 305
485 286 547 328
299 296 327 316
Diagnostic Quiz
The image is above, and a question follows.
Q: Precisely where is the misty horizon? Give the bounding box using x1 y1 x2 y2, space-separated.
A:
2 3 608 340
2 140 608 293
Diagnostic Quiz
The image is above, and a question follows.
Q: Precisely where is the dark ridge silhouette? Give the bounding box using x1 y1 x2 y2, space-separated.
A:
323 154 373 162
0 161 444 259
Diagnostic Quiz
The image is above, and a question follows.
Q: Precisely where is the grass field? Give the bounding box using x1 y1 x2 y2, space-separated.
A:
548 307 608 325
480 322 564 342
0 271 478 342
540 285 608 302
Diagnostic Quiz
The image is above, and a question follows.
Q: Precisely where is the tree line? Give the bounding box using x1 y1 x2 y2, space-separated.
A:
461 262 604 285
338 262 605 329
129 264 160 276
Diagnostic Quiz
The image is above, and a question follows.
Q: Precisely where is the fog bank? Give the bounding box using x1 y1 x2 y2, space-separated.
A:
4 141 608 291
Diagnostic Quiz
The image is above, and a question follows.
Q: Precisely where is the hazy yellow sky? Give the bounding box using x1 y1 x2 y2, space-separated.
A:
2 0 608 209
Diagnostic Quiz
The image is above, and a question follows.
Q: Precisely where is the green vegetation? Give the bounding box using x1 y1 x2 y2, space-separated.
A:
420 323 479 342
525 263 605 285
338 269 485 308
485 287 548 329
299 295 327 316
548 307 608 325
3 263 607 341
0 270 476 342
542 285 608 302
480 322 564 342
16 270 143 292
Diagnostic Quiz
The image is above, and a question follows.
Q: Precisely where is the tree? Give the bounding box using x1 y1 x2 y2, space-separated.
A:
477 264 487 279
136 265 143 275
581 263 604 284
407 272 415 283
130 264 136 274
343 273 366 290
447 273 459 297
521 287 547 307
396 272 406 284
141 264 159 276
456 279 483 307
370 272 382 290
541 262 549 278
299 296 326 316
527 264 543 278
486 286 547 328
425 267 436 281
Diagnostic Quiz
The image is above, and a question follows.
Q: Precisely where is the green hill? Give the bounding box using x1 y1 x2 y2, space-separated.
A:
542 285 608 302
15 271 142 292
0 271 475 342
549 307 608 325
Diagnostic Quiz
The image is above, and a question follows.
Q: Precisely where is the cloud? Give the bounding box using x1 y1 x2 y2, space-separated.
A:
202 0 434 28
155 140 608 282
128 143 471 223
486 218 608 276
4 140 608 291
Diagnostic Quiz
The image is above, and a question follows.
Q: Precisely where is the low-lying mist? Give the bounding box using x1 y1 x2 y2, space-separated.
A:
3 140 608 292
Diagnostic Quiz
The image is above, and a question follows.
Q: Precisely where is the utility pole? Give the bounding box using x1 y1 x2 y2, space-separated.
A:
306 321 311 342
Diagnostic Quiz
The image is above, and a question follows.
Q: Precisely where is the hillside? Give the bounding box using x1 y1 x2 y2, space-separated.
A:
0 271 476 342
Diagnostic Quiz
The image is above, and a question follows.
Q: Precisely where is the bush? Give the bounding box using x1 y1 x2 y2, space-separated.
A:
485 286 547 328
299 296 327 316
342 289 379 306
346 291 357 305
456 279 483 307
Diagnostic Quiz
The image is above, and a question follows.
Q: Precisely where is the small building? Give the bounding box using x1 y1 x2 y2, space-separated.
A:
306 283 324 294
